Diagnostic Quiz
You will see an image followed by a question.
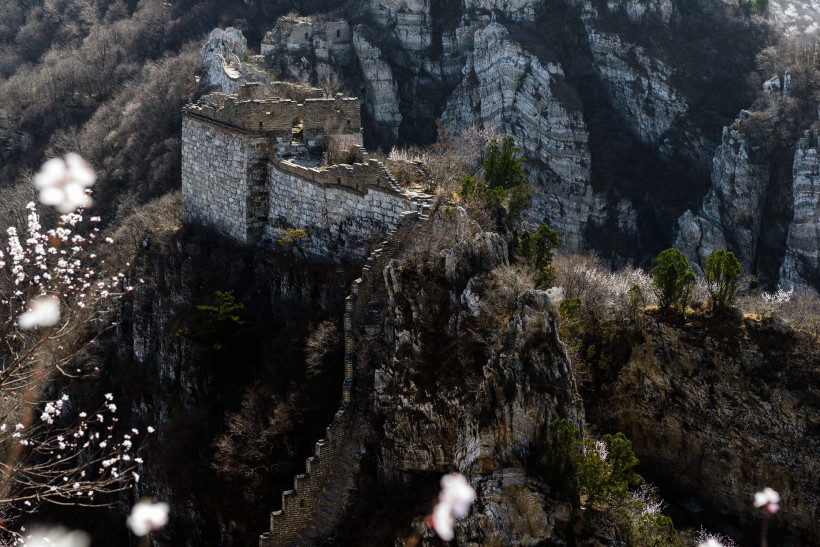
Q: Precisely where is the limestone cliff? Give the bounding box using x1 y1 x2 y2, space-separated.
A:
328 217 588 544
328 0 763 266
201 27 268 94
780 129 820 289
352 27 403 144
675 113 771 275
584 314 820 545
441 23 601 249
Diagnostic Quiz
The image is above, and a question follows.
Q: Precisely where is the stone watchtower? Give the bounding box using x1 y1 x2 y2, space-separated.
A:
181 83 428 255
181 83 364 244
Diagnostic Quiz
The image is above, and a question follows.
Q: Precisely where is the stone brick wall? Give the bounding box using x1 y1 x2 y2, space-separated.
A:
181 116 270 243
260 210 430 546
181 84 432 256
265 158 419 252
184 93 361 144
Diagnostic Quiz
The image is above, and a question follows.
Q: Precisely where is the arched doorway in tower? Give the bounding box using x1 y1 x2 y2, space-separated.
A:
291 117 304 143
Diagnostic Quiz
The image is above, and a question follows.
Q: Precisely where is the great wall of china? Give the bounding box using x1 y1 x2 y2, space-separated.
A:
180 83 434 545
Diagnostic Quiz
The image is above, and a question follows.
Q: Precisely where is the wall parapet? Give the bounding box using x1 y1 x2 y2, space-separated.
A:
272 157 405 197
183 92 361 137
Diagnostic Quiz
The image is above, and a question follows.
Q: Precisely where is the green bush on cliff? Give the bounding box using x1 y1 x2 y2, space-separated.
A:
547 419 643 507
516 221 560 288
458 136 534 219
651 248 696 313
547 419 684 546
627 513 682 547
705 249 742 312
179 290 247 368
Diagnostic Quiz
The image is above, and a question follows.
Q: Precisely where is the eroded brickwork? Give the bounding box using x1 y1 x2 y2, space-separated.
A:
181 117 270 243
184 92 361 145
265 158 415 250
181 85 428 253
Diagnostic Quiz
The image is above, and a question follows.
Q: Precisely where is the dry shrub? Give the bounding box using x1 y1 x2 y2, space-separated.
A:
305 320 341 378
553 253 654 327
384 147 431 187
780 287 820 337
737 284 820 337
389 125 501 195
212 384 297 503
324 133 362 165
106 191 182 271
401 203 481 274
476 265 534 323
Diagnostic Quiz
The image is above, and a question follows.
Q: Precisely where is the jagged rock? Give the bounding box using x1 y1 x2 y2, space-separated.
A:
374 229 585 544
675 115 770 273
444 231 509 285
442 23 602 249
584 28 687 146
368 0 433 55
200 27 267 94
464 470 569 545
780 129 820 289
592 0 677 24
352 27 403 144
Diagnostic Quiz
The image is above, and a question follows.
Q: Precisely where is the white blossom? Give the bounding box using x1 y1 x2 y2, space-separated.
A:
430 473 476 541
19 527 90 547
33 154 96 213
754 487 780 514
127 501 169 537
18 296 61 330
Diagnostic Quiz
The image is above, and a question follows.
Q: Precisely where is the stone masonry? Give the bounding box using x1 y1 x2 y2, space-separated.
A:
259 209 431 546
182 84 428 251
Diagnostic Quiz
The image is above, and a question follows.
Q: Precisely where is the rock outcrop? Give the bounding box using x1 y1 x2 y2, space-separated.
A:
586 315 820 545
367 224 585 543
352 27 403 144
780 129 820 289
441 23 601 249
675 113 771 273
200 27 267 94
584 28 687 147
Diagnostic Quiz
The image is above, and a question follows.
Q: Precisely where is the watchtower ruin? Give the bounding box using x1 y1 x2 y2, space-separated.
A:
181 83 428 253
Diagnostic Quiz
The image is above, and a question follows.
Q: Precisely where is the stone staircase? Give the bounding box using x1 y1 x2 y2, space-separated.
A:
260 207 430 546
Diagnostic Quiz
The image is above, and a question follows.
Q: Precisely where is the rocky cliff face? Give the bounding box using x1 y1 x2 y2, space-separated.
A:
109 227 355 546
350 222 587 544
675 113 772 274
441 22 600 249
780 129 820 289
352 27 403 144
201 27 268 94
325 0 766 270
584 315 820 546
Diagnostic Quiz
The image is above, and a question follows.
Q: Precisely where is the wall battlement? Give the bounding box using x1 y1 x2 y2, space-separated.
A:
183 90 361 139
181 83 431 251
